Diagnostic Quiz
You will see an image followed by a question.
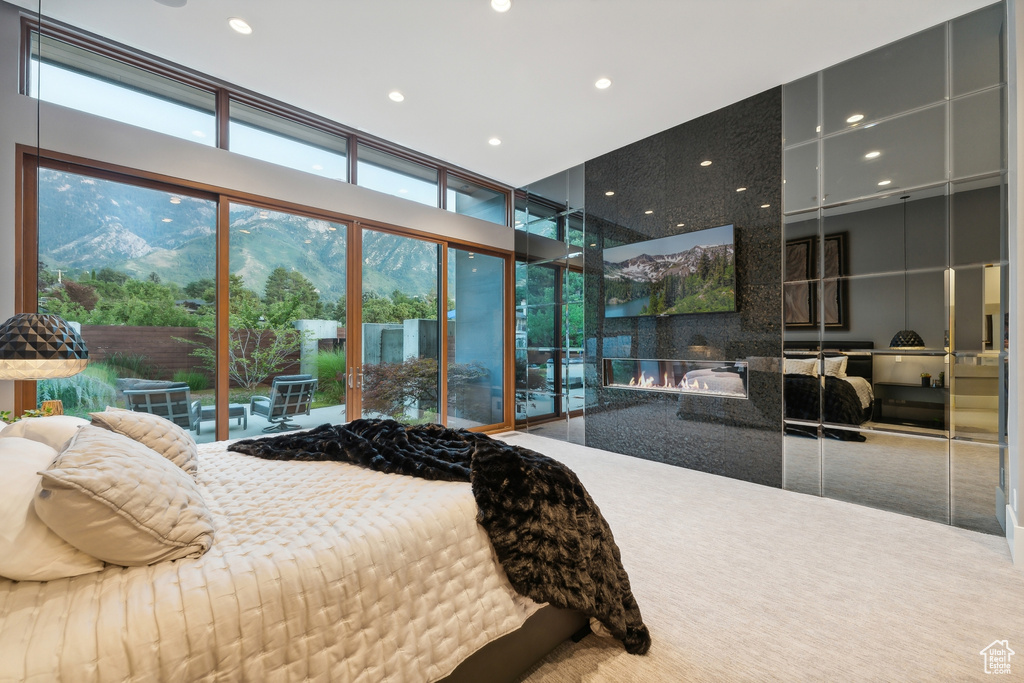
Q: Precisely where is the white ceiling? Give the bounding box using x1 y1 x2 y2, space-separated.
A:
8 0 998 188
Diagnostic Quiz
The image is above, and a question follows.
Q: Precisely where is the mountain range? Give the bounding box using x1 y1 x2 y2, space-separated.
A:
37 168 440 302
604 244 734 283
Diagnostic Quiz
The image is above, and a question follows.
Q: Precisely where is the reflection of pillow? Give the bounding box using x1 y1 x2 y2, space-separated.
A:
90 408 198 478
784 357 819 376
34 426 215 567
0 436 104 581
823 355 849 378
0 415 90 451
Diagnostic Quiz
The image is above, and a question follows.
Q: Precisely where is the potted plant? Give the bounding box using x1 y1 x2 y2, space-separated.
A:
921 372 932 387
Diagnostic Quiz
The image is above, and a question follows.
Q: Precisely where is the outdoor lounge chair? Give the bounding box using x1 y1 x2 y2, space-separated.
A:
123 381 202 432
250 374 318 432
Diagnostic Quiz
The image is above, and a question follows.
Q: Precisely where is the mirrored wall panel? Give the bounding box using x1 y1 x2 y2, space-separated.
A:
822 430 950 524
782 2 1007 533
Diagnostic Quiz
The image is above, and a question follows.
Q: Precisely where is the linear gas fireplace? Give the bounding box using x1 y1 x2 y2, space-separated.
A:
603 358 748 399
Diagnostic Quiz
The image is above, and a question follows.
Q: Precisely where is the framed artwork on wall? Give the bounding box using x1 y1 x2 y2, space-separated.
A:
784 237 814 327
785 233 848 329
822 233 847 329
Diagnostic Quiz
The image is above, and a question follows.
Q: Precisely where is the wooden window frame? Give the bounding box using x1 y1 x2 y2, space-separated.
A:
21 15 513 224
16 148 515 434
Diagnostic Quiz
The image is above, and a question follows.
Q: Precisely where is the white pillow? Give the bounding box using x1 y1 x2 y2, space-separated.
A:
34 426 215 567
0 415 90 451
90 408 198 478
823 355 849 378
0 436 104 581
784 357 819 376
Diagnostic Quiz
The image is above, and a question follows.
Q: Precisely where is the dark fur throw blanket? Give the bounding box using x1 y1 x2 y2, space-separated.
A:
229 418 651 655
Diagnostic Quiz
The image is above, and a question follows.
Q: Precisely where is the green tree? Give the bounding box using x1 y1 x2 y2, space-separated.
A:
184 278 216 301
178 299 308 391
263 267 324 318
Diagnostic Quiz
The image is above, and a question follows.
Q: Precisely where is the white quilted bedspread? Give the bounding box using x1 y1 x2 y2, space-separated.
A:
0 441 539 682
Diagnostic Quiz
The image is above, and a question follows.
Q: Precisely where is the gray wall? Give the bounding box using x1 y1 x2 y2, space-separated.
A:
584 87 784 487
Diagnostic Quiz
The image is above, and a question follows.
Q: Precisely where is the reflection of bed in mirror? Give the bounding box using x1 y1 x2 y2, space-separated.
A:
783 341 874 439
680 364 747 396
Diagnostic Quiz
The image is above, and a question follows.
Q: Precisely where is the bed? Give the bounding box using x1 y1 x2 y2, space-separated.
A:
783 341 875 438
0 414 644 682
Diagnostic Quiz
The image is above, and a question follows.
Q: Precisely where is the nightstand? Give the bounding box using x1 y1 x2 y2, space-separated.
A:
872 382 948 430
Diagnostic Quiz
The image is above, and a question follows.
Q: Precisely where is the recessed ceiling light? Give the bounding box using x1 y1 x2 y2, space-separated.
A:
605 191 615 196
878 179 892 186
589 243 597 247
169 197 181 204
388 90 404 103
644 210 653 215
488 137 502 146
238 229 250 234
161 218 172 223
677 223 685 227
736 187 747 192
760 204 771 209
700 160 712 167
815 126 821 133
847 114 864 123
228 17 253 34
328 226 337 231
491 0 511 12
864 151 881 159
595 77 612 90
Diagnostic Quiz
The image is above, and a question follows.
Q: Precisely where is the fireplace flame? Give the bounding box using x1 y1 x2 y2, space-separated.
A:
607 360 747 399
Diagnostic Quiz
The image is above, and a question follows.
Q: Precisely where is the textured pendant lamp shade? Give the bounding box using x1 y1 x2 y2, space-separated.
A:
889 195 925 350
889 329 926 349
0 313 89 380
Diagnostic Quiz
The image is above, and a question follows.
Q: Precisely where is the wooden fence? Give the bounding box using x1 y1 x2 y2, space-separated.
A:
80 325 302 385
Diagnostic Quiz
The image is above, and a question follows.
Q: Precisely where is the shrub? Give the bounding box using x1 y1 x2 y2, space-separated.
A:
172 369 210 392
105 352 157 379
37 365 117 416
362 358 486 422
316 348 347 404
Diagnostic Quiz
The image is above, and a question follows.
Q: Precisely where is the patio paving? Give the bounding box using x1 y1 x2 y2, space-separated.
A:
193 403 348 443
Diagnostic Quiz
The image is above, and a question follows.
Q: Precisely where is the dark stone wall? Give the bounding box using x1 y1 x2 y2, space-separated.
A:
584 87 784 487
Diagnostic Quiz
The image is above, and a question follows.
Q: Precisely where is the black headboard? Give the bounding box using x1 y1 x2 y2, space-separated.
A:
783 340 874 383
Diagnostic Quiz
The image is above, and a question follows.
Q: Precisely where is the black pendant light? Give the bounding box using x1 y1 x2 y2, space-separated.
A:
889 195 926 349
0 313 89 380
0 2 89 393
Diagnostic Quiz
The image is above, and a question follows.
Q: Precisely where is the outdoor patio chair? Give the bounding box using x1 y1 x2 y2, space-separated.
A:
123 382 202 432
250 374 318 432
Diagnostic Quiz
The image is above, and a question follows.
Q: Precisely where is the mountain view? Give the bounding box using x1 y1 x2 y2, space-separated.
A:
37 169 440 306
604 242 735 316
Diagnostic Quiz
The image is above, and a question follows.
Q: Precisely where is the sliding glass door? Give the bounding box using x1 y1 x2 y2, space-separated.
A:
23 157 511 434
228 203 348 433
359 228 441 423
34 165 221 441
448 248 505 428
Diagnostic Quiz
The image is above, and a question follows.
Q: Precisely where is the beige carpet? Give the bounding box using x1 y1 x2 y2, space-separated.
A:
495 432 1024 682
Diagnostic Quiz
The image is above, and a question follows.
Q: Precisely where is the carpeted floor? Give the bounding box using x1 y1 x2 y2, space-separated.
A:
496 431 1024 682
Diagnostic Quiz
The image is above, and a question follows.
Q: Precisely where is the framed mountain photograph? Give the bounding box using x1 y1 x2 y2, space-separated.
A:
603 224 735 318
